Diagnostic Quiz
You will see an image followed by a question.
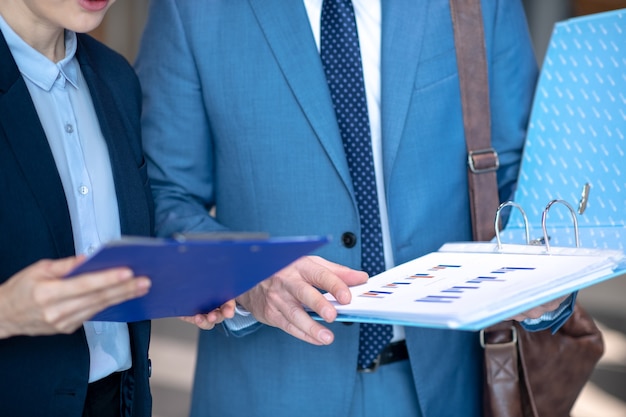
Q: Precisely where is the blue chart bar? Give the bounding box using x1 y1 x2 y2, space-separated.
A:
429 264 462 271
415 295 460 304
360 290 392 298
441 286 479 293
467 276 505 284
499 267 536 271
383 282 412 288
408 274 434 279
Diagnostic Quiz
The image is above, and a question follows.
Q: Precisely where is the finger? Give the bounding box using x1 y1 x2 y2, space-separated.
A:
237 267 337 345
509 314 528 322
524 300 564 319
192 314 217 330
293 259 352 308
179 315 214 330
238 284 333 345
82 276 151 311
179 316 197 325
40 255 94 278
219 300 236 320
269 305 333 346
41 268 137 304
179 311 225 330
43 276 152 327
509 308 544 322
288 274 339 323
268 281 337 345
309 256 369 286
15 257 81 284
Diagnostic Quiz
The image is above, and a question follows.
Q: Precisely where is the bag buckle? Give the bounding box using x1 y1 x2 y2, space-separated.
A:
479 326 517 348
468 148 499 174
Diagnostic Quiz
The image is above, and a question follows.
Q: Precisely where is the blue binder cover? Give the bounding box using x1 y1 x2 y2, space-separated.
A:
67 234 328 322
501 9 626 251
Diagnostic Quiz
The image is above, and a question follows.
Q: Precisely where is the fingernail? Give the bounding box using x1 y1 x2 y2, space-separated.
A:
336 290 350 304
137 278 152 290
119 269 133 280
319 330 333 345
321 307 335 322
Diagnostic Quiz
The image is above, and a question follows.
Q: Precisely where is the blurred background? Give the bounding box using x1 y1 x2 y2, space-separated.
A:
91 1 626 416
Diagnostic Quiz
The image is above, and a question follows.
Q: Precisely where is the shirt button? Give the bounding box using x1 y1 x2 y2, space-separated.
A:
65 124 74 133
78 185 89 195
341 232 357 248
86 246 96 255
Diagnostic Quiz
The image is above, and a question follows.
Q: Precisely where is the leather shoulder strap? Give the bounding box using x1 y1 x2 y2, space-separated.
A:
450 0 500 241
451 5 527 416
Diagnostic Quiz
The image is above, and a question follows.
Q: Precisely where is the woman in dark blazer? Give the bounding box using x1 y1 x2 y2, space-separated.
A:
0 1 154 416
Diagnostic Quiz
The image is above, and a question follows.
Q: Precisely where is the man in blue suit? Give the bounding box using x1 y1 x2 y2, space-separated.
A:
137 1 573 416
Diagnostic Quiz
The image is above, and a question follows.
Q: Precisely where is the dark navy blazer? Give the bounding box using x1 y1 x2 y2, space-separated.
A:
0 31 154 417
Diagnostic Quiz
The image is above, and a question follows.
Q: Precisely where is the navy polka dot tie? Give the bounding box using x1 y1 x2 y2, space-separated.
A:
320 0 393 370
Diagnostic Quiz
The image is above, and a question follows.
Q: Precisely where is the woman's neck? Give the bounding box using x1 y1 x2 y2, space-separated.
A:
0 4 65 62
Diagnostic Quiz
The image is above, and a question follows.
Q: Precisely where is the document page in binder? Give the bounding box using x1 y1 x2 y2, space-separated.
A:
321 243 624 330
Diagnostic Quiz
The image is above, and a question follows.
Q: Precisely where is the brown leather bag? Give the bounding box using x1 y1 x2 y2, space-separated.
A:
481 309 604 417
449 0 605 416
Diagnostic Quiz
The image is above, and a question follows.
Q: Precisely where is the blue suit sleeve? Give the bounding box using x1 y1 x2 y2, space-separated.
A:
136 0 227 238
136 0 263 335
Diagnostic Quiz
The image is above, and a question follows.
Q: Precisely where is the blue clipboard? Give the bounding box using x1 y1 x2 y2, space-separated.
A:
67 233 328 322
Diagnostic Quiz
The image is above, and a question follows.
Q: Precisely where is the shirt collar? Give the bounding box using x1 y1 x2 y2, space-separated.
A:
0 14 79 91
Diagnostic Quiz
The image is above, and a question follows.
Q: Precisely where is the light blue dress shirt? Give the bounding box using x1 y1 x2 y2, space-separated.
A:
0 15 132 383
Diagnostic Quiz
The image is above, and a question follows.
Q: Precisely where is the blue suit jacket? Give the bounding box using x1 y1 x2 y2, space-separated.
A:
137 1 542 416
0 32 154 417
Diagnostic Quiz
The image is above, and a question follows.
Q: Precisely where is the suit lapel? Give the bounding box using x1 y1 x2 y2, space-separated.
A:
75 39 151 237
0 33 74 257
247 0 352 189
248 0 432 191
380 0 431 186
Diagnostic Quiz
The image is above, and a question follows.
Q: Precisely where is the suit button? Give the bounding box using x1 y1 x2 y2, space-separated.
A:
148 359 152 378
341 232 357 248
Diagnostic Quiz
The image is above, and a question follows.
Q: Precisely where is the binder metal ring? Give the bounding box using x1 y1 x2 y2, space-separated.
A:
541 199 580 253
495 201 530 250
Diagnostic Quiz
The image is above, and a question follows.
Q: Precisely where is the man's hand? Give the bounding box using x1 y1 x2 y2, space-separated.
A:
236 256 368 345
0 257 151 339
180 300 236 330
508 295 570 322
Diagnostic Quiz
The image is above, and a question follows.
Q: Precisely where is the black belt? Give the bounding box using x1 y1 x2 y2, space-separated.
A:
357 340 409 373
